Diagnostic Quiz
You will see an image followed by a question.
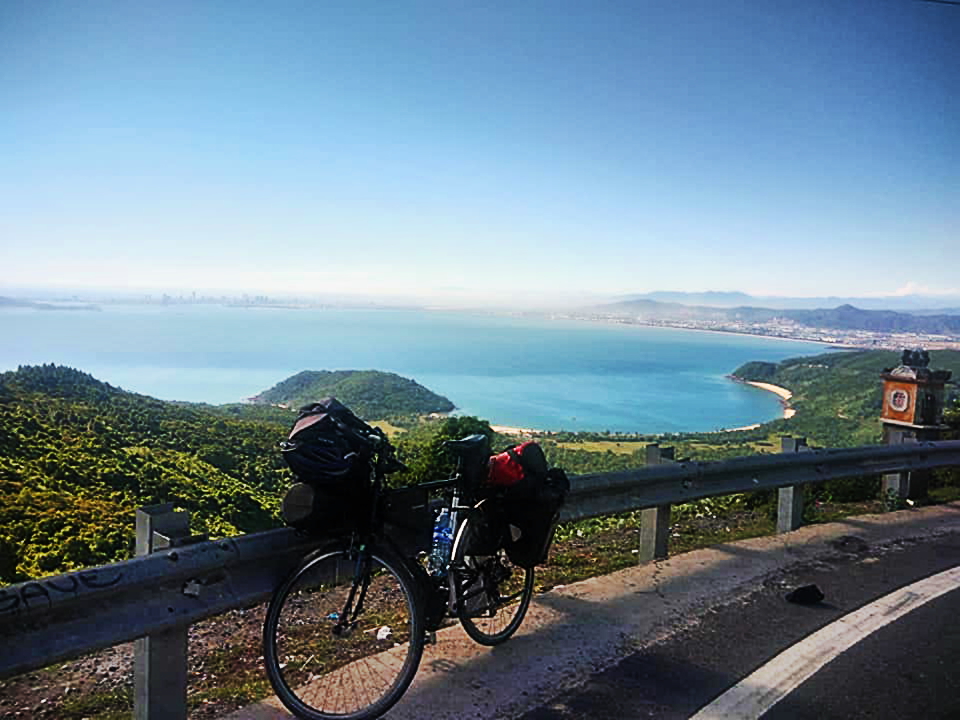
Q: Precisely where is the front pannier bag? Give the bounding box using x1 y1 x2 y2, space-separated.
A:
280 397 376 534
490 442 570 568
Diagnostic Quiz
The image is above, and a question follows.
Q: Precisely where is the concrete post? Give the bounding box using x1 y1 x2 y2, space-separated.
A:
881 427 920 501
134 504 191 720
777 436 807 533
639 444 673 563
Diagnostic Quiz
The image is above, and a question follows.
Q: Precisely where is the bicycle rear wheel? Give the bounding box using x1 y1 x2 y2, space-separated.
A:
451 517 535 646
263 546 425 720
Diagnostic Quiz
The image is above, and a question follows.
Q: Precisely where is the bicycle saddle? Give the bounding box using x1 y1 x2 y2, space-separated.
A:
444 434 490 456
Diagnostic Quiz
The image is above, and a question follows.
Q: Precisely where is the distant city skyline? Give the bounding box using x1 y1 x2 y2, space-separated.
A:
2 1 957 304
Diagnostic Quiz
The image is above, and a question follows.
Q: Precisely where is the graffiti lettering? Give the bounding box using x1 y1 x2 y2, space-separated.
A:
78 570 124 589
20 583 50 607
0 568 125 616
46 575 79 594
0 590 18 614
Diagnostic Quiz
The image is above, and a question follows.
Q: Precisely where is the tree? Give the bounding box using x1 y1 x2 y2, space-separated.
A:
392 416 493 487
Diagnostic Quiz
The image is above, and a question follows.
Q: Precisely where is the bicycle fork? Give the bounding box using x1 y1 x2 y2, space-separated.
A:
332 548 373 637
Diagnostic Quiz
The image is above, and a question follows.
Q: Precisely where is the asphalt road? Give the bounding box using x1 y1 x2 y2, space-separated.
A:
521 531 960 720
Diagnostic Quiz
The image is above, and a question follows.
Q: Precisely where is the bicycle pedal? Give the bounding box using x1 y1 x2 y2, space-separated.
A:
424 631 437 645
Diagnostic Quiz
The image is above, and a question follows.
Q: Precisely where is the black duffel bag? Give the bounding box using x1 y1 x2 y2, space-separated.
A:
279 397 377 535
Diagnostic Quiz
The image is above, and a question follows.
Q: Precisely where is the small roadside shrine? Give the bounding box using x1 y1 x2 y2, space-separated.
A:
880 348 953 499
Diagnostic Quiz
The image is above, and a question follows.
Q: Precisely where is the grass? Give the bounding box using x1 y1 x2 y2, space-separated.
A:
187 642 268 715
535 495 779 591
554 440 647 455
59 686 132 719
371 420 407 438
681 440 779 453
188 677 272 712
930 486 960 504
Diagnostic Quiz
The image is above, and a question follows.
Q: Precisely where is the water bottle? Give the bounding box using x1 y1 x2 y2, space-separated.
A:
428 508 453 577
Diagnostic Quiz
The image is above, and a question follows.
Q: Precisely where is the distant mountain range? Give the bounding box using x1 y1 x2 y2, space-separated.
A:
592 299 960 335
619 291 960 314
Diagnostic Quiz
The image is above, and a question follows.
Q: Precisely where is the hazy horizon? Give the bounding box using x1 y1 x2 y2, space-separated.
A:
2 1 957 303
5 283 960 314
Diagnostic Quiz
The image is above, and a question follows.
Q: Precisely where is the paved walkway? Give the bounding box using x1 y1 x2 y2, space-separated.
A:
224 503 960 719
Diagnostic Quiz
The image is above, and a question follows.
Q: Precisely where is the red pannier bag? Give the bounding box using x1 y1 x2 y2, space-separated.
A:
486 441 569 569
487 441 548 488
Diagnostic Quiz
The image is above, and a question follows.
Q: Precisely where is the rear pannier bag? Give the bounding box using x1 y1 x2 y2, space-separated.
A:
488 441 548 489
460 498 508 557
488 442 570 568
280 397 376 534
503 467 570 568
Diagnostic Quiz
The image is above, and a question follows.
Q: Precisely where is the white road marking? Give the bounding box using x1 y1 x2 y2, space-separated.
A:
690 565 960 720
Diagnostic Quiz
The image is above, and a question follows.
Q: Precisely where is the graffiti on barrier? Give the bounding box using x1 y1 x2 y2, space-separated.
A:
0 568 124 614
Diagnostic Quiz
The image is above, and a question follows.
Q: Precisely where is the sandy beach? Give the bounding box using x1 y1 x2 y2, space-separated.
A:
744 381 797 419
722 422 762 432
490 424 538 436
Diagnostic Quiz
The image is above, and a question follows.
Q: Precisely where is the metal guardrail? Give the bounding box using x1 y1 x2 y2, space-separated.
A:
1 439 959 687
563 440 960 521
0 523 323 681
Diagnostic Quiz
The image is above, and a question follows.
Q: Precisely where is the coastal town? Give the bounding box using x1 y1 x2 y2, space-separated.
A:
571 313 960 351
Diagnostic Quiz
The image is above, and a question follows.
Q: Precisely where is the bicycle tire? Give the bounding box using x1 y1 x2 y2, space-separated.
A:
263 545 425 720
451 516 535 646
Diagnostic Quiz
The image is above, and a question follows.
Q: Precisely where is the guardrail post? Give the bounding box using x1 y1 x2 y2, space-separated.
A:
639 444 673 563
777 437 807 533
134 504 191 720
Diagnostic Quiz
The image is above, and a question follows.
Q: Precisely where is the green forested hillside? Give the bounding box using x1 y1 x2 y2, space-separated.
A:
0 365 468 584
251 370 455 418
733 349 960 447
0 365 292 583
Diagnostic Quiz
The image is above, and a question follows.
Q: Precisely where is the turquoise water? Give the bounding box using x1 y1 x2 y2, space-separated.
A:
0 305 827 433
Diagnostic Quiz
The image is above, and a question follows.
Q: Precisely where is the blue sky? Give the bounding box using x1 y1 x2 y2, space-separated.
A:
1 1 957 305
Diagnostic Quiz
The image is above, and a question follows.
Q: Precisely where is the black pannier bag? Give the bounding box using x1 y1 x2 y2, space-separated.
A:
280 397 377 535
504 467 570 568
460 498 508 557
491 442 570 568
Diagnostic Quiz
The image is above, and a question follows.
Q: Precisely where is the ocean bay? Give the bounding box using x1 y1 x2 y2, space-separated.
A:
0 305 827 433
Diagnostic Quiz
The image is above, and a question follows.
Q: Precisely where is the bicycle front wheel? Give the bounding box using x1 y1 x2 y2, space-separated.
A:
451 517 535 646
263 546 425 720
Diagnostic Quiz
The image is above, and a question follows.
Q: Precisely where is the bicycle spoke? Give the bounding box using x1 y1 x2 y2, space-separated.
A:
264 548 424 719
453 518 535 646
